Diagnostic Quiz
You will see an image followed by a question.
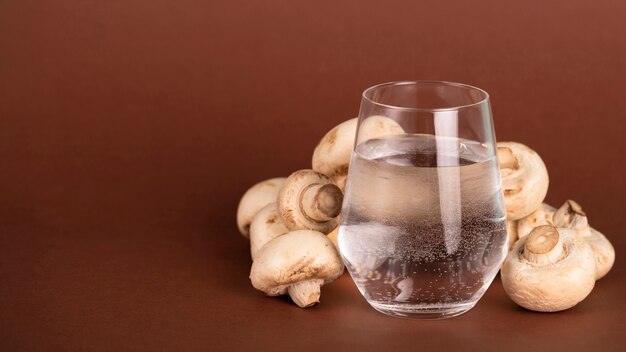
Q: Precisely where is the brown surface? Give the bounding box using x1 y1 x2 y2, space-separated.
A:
1 0 625 351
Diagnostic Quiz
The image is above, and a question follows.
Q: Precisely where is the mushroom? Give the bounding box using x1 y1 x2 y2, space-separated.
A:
516 203 557 239
312 116 404 190
497 142 549 221
236 177 287 238
500 225 596 312
249 203 289 260
552 200 615 280
249 230 344 308
506 219 518 250
277 169 343 234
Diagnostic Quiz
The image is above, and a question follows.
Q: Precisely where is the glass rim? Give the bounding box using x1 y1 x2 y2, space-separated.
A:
362 80 490 112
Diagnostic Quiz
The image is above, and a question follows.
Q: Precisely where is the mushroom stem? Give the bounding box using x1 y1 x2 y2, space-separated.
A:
523 225 564 265
288 279 324 308
300 183 343 222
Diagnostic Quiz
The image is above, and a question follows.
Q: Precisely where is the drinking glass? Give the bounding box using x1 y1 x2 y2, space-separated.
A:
338 81 508 319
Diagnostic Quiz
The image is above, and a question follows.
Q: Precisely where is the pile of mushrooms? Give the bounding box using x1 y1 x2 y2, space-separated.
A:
237 116 403 308
237 118 615 312
498 142 615 312
237 170 345 308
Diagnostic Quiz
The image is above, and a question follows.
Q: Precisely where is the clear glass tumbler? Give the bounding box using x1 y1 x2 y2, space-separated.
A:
338 81 508 319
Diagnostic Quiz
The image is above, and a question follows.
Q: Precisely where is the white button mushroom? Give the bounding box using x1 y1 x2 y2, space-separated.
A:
277 169 344 234
236 177 287 238
249 203 289 260
516 203 557 239
552 200 615 280
497 142 549 221
311 116 404 190
249 230 345 308
501 225 596 312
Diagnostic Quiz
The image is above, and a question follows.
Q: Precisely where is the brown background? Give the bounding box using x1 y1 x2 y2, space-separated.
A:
1 0 625 351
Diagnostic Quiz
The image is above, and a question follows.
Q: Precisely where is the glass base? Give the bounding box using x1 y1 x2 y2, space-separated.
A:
368 301 476 320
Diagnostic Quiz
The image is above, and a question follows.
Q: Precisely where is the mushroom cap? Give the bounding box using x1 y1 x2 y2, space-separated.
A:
249 230 344 296
356 115 405 145
278 169 343 234
497 142 549 220
516 203 556 239
501 227 596 312
312 118 358 183
312 116 404 189
249 203 289 260
236 177 286 238
584 228 615 280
